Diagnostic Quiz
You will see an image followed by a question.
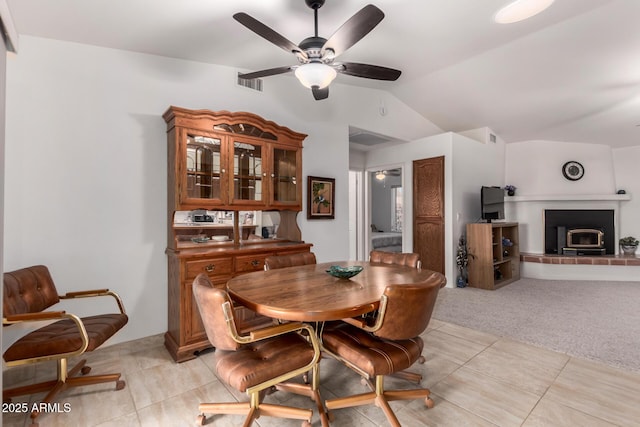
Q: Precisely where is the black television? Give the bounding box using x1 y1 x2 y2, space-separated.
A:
481 186 505 222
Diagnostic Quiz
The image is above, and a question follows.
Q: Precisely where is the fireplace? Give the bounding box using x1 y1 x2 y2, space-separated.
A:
566 228 603 248
544 210 614 255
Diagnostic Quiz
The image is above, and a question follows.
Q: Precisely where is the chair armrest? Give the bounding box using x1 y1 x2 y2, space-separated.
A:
341 316 368 328
61 289 109 298
248 322 308 341
60 289 126 315
341 295 389 333
220 303 320 363
3 310 66 325
2 311 90 366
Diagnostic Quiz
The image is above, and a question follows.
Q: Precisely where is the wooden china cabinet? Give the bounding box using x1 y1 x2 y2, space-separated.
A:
163 107 312 362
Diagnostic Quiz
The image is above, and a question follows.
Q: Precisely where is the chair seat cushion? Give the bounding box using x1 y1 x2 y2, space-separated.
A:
214 332 315 392
322 322 424 377
3 313 128 362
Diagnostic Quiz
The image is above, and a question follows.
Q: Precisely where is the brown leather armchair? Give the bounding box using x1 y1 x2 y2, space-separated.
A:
370 249 421 269
321 272 444 427
192 273 325 427
3 265 128 427
264 252 317 270
368 250 425 382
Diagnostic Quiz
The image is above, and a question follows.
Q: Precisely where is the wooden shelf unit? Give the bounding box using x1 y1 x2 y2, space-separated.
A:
466 222 520 290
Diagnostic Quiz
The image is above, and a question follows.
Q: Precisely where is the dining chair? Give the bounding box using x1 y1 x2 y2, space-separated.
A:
264 252 317 270
192 273 325 427
3 265 128 427
368 250 425 382
369 249 422 269
321 272 444 427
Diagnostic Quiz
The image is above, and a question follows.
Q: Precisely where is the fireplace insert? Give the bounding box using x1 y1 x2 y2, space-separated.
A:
563 228 605 255
544 210 614 255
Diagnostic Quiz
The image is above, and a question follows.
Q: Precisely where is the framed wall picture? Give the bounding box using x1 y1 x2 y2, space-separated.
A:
307 176 335 219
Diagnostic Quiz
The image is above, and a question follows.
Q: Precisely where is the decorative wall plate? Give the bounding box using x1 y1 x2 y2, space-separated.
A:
562 161 584 181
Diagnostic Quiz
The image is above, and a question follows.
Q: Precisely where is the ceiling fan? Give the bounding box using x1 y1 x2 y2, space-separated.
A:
375 169 401 180
233 0 401 101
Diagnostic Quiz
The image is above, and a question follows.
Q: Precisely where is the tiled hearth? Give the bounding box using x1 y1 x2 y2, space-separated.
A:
521 253 640 266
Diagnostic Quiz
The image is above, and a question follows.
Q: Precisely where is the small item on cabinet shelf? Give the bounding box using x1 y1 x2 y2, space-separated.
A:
192 209 214 222
617 189 626 194
211 236 229 242
191 236 210 243
502 237 513 247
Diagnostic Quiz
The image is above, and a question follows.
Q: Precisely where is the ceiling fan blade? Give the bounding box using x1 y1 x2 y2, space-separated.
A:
238 66 293 80
322 4 384 58
337 62 401 81
312 86 329 100
233 12 307 59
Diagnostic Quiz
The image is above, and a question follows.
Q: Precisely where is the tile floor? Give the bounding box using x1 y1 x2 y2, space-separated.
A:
3 319 640 426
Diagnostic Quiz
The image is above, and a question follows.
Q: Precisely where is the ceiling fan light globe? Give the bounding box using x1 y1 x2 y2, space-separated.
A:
295 63 337 89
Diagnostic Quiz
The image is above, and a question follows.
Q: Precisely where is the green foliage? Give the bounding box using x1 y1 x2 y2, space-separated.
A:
619 236 639 246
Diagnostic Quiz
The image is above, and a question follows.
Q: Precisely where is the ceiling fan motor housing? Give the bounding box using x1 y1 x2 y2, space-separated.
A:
298 36 330 62
305 0 326 10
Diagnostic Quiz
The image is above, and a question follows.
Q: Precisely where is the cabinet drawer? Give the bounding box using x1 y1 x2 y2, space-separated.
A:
185 257 233 279
235 254 268 273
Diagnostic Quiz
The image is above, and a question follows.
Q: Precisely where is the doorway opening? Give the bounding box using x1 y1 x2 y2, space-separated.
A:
368 168 404 254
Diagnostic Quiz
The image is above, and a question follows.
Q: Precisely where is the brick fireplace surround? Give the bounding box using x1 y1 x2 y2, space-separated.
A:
521 253 640 266
505 194 638 280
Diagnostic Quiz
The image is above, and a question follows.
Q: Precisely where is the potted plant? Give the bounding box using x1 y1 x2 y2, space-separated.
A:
504 185 517 196
456 235 472 287
619 236 639 256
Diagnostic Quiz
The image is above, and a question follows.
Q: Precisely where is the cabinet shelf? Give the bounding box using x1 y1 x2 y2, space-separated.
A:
467 222 520 290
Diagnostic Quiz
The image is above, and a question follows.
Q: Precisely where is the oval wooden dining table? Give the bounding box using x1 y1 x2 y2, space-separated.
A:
226 261 446 322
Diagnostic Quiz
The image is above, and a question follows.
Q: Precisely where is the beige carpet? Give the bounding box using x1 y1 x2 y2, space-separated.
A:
433 278 640 372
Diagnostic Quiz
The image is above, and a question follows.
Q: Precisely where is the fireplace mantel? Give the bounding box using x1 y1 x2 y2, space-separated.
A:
505 194 631 202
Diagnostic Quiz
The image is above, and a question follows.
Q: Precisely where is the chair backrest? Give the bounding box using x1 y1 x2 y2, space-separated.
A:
373 272 443 341
192 274 241 351
3 265 60 317
370 250 421 269
264 252 317 270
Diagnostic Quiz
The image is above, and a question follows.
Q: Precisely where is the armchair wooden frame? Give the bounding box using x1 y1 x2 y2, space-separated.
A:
3 289 127 427
195 287 326 427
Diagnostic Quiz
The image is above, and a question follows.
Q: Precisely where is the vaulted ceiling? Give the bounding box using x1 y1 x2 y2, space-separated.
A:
6 0 640 148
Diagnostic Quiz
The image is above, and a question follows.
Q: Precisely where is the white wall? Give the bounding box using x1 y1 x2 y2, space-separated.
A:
613 146 640 239
4 36 440 345
364 132 505 287
0 2 9 361
504 140 638 254
505 140 616 196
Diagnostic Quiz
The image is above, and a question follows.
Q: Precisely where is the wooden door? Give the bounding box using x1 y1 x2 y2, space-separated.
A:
413 156 445 274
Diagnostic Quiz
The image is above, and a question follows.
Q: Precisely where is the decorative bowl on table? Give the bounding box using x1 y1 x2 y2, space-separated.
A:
211 235 229 242
326 265 364 279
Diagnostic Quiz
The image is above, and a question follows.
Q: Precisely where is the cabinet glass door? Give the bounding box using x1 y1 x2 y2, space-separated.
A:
272 147 298 204
185 134 223 202
232 140 263 204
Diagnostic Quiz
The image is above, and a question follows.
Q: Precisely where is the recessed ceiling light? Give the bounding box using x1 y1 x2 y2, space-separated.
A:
495 0 555 24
